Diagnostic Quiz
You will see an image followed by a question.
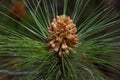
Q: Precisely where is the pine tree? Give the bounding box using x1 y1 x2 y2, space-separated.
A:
0 0 120 80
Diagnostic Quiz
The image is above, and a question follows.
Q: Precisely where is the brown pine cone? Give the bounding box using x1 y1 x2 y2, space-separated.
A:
10 0 27 21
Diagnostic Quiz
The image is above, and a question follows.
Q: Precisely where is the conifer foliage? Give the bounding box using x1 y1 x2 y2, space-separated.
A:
0 0 120 80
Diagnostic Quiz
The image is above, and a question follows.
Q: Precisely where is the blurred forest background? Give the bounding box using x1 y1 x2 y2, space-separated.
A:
0 0 120 80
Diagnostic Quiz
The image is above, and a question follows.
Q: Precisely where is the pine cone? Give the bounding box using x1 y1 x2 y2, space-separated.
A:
47 15 78 57
10 0 27 20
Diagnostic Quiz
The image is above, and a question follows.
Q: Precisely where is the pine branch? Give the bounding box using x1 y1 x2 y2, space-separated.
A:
0 0 120 80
